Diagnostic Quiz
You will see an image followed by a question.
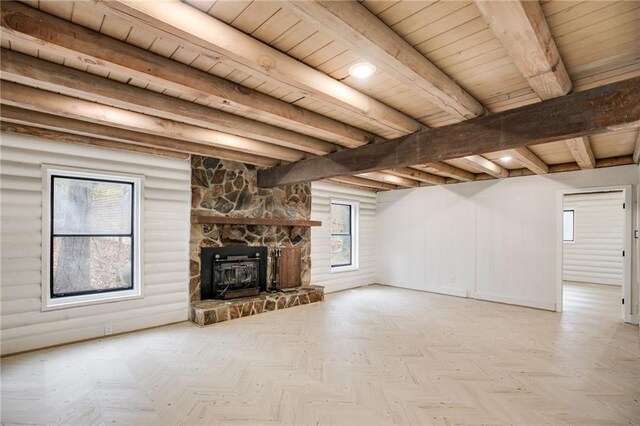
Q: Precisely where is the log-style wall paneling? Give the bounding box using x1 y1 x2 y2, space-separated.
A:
257 76 640 187
0 49 337 156
0 133 191 355
311 182 378 293
0 1 377 148
475 0 596 170
0 105 279 167
631 131 640 164
284 0 484 121
96 0 422 135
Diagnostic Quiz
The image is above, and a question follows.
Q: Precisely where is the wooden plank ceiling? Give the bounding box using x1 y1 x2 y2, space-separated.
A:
1 0 639 191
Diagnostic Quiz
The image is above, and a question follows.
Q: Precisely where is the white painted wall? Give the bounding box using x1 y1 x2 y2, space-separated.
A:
377 165 639 318
563 191 625 285
1 133 191 355
311 182 377 293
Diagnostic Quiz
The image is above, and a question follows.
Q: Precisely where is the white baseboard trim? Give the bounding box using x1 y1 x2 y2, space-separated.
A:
628 313 639 325
382 282 468 298
320 281 370 294
474 292 556 311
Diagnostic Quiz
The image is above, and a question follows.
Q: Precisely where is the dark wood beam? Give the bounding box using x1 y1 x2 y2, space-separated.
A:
257 77 640 187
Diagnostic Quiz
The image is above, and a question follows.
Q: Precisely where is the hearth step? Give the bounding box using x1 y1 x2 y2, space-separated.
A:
189 285 324 326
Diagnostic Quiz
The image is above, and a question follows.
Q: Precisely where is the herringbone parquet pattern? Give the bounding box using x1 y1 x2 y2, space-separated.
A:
2 285 639 425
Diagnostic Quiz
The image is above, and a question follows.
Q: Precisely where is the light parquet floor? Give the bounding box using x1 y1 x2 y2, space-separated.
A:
1 284 639 425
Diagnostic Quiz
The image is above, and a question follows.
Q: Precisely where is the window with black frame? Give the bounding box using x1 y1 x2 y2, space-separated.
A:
51 175 135 298
330 202 352 268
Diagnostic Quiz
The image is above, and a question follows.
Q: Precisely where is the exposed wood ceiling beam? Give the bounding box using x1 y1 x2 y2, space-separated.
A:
458 156 510 179
0 1 503 183
327 176 398 191
283 0 484 121
283 0 545 176
96 0 421 135
476 0 596 170
0 81 307 162
383 168 446 185
357 172 420 188
257 76 640 187
414 163 476 182
633 130 640 165
0 122 190 160
0 49 337 156
0 106 279 167
323 179 379 193
95 0 511 176
479 156 636 181
0 48 452 188
566 137 596 169
508 147 549 175
0 1 376 148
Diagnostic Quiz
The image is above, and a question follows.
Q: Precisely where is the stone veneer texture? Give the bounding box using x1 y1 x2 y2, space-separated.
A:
190 156 311 302
190 286 324 326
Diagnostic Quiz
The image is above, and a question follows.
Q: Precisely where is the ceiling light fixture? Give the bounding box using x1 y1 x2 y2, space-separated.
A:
500 156 513 162
349 62 377 79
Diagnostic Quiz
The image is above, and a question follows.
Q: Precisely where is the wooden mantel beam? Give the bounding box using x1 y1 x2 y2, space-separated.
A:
0 1 376 148
476 0 596 169
257 76 640 187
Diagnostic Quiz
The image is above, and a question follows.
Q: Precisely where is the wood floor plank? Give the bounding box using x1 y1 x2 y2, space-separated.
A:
1 285 639 425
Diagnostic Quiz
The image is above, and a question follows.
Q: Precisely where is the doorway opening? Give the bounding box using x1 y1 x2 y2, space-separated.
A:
559 187 632 322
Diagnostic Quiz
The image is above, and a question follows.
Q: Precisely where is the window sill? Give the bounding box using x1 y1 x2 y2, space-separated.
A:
330 265 359 274
42 289 143 312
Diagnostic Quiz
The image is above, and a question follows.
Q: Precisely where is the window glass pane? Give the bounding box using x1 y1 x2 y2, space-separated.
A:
53 177 132 235
52 236 132 296
331 235 351 267
331 204 351 234
563 210 574 241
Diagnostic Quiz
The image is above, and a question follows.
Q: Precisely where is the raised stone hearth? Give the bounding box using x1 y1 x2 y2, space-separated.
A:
190 285 324 326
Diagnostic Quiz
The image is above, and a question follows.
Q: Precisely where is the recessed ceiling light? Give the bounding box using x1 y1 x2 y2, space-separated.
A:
349 62 376 79
500 156 512 162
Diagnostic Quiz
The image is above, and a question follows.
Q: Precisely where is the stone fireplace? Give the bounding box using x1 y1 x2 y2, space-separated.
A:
189 156 324 325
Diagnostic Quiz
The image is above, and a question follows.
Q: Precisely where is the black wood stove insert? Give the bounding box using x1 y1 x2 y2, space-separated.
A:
200 246 268 300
